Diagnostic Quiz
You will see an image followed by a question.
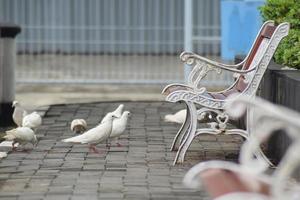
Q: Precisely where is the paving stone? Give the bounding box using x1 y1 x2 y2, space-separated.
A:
0 196 18 200
18 194 46 200
82 164 105 171
47 185 74 194
99 192 124 199
44 194 72 200
71 195 98 200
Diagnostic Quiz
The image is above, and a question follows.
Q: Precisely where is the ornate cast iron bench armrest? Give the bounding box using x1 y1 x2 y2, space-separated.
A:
181 51 257 75
162 52 247 95
178 51 258 93
162 54 256 96
180 51 246 70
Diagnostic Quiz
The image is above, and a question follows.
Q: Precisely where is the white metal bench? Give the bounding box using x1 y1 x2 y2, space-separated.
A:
162 21 290 165
183 96 300 200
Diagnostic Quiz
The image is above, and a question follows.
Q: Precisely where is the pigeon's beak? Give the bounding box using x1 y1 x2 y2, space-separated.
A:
112 115 118 119
12 101 17 107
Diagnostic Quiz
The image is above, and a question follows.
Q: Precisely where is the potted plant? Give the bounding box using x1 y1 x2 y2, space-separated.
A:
260 0 300 69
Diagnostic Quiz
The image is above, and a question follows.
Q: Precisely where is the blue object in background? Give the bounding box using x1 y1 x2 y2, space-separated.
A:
221 0 265 60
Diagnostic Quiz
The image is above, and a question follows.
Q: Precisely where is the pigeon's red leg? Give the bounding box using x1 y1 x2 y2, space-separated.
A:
12 141 17 151
89 144 103 154
89 145 97 153
116 142 122 147
106 140 111 148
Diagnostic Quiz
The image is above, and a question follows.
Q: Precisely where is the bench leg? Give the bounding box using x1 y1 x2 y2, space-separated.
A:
173 102 197 165
257 148 274 167
225 129 274 167
170 103 191 151
173 107 230 164
170 106 213 151
176 118 248 165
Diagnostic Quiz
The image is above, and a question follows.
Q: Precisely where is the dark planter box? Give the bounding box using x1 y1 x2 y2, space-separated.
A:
258 62 300 164
236 55 300 164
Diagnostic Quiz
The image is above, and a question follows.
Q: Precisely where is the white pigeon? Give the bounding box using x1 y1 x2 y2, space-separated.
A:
0 152 7 158
62 114 116 153
70 119 87 134
3 127 37 150
22 112 42 130
12 101 28 127
109 111 130 147
164 109 186 124
101 104 124 124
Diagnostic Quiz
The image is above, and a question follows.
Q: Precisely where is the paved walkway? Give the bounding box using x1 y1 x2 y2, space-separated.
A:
0 101 243 200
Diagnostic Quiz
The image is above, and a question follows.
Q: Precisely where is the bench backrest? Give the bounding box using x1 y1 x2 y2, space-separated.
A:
243 23 276 71
236 22 289 93
236 22 275 92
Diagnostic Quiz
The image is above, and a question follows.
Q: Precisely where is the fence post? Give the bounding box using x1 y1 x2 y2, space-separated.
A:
184 0 193 83
0 23 21 127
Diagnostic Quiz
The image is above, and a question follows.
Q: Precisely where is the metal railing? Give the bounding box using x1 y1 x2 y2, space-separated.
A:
0 0 233 86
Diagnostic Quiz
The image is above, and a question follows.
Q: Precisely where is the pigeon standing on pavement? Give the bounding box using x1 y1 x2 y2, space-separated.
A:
164 109 186 124
70 119 87 134
12 101 28 127
101 104 124 123
22 112 42 130
62 114 116 153
3 127 38 150
109 111 130 147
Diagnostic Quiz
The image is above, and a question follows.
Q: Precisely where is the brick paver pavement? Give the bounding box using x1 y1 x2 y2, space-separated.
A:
0 101 243 200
